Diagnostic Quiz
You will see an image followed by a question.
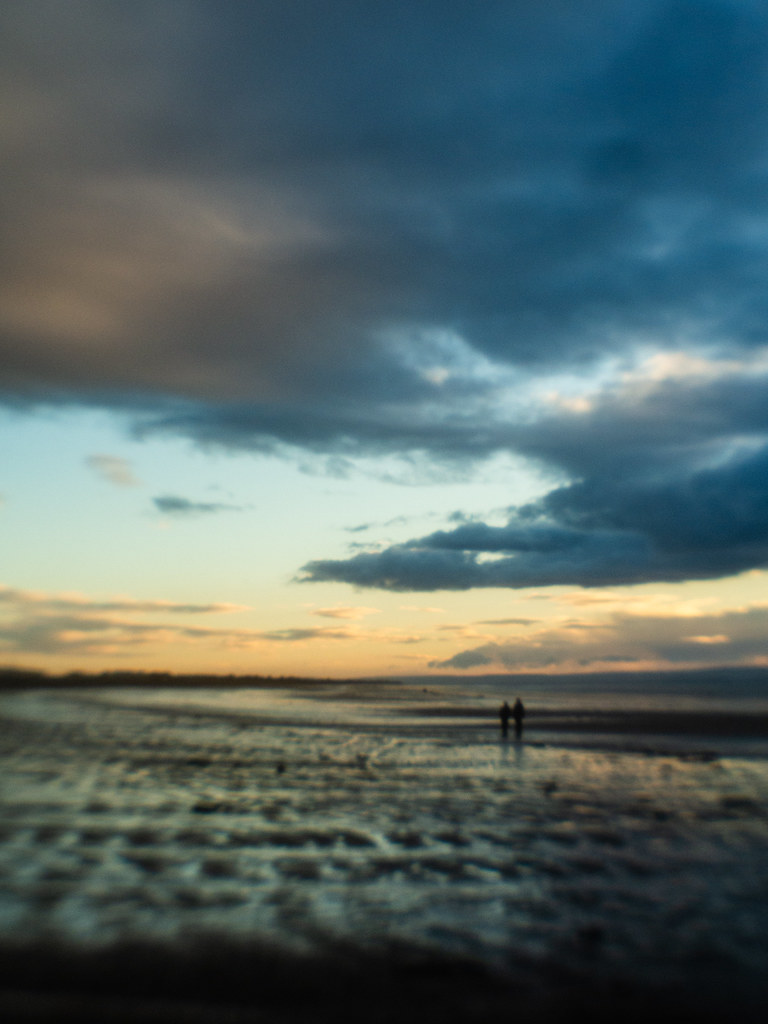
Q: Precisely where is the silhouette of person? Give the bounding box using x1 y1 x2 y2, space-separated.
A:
499 701 512 738
512 698 525 739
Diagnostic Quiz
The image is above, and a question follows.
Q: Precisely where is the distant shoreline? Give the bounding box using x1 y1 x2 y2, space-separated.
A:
0 668 397 691
4 667 768 744
4 663 768 693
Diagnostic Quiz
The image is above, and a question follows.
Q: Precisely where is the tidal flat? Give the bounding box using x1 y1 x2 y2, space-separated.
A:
1 681 767 1022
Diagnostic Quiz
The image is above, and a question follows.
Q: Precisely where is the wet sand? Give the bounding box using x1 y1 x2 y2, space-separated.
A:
2 684 768 1022
405 703 768 735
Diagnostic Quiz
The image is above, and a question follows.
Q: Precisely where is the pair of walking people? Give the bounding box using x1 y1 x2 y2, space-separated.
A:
499 698 525 739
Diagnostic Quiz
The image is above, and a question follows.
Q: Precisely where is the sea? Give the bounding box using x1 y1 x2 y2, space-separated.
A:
1 670 767 1021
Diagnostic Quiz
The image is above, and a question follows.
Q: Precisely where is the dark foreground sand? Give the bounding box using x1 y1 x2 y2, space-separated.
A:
1 935 764 1024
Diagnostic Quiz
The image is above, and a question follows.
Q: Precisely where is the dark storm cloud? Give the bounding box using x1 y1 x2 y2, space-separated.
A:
4 2 768 589
300 367 768 589
299 528 653 591
3 2 768 416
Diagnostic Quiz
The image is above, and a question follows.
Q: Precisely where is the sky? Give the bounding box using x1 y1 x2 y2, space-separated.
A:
3 0 768 678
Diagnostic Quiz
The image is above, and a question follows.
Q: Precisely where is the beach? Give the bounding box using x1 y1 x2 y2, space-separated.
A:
1 679 768 1022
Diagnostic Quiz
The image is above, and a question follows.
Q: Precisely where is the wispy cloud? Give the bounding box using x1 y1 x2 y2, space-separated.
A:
152 495 243 517
257 627 363 643
311 606 380 620
0 584 420 658
0 584 251 657
0 584 248 616
399 605 445 614
478 618 538 626
86 455 140 487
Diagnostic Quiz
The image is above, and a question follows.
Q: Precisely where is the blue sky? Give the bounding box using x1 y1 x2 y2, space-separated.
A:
3 1 768 677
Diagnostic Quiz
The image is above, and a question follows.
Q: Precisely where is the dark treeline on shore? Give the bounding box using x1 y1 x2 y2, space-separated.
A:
4 664 768 694
0 667 393 691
